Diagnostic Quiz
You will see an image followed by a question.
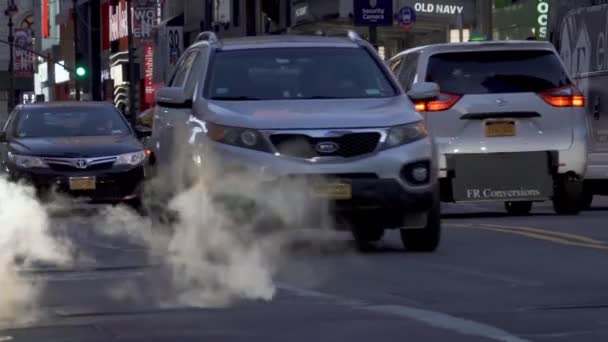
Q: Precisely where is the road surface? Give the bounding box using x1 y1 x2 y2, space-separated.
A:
2 199 608 341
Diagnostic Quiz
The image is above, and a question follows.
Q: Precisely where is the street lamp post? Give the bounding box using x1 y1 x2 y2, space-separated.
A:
5 0 18 112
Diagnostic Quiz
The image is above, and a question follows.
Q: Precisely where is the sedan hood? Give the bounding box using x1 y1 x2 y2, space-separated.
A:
9 136 143 158
199 96 420 129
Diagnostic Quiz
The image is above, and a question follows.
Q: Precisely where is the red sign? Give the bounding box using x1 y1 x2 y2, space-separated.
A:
144 43 155 104
102 1 110 50
42 0 49 38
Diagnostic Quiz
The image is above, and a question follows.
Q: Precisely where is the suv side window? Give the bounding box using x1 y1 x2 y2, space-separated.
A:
183 47 209 99
398 52 420 91
170 50 199 88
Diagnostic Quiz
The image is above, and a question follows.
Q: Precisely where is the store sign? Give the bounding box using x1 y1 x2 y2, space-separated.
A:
353 0 394 26
536 0 549 39
133 0 159 40
414 2 464 15
14 29 35 77
144 44 155 104
110 1 129 42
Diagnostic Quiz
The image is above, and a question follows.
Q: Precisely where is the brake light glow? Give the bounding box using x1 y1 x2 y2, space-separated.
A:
540 86 585 108
414 93 462 112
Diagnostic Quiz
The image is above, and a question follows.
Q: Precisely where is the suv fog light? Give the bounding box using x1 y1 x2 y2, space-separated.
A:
412 166 428 183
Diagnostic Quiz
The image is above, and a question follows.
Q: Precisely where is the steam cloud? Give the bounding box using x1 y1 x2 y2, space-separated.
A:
0 133 340 324
0 177 71 324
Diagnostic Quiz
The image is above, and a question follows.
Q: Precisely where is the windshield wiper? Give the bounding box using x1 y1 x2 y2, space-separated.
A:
211 96 262 101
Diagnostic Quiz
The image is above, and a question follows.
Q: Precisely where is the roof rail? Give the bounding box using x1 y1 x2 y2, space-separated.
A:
347 30 363 42
196 31 219 44
313 29 363 42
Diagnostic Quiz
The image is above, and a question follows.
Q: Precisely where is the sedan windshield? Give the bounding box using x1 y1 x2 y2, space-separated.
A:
13 106 131 138
205 47 397 100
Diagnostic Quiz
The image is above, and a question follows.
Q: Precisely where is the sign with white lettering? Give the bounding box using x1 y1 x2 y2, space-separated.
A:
353 0 394 26
451 152 553 202
414 2 464 15
133 0 160 40
14 29 35 77
536 0 550 39
110 1 128 42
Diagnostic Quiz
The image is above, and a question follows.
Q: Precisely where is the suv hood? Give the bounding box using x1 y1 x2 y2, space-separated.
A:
200 96 420 129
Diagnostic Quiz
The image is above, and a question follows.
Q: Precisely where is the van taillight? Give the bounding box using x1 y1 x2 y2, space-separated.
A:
414 93 461 112
540 86 585 108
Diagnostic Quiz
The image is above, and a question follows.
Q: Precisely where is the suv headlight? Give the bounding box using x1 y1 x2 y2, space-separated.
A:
8 152 49 168
382 122 428 149
115 151 146 166
206 123 270 152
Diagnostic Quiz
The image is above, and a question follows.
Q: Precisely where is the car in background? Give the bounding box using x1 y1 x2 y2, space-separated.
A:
389 40 588 215
0 102 150 205
150 31 440 251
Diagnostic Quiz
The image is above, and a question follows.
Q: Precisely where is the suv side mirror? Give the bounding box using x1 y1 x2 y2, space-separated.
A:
407 82 440 101
155 87 192 109
0 131 6 143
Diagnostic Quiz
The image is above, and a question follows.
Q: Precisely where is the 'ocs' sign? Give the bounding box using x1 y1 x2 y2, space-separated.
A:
537 0 550 39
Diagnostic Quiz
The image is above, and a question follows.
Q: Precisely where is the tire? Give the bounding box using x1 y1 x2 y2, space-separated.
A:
580 189 594 211
351 219 385 252
400 198 441 252
553 175 583 216
504 201 533 216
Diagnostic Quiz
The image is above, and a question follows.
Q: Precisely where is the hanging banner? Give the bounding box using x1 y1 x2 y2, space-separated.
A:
144 43 155 104
133 0 160 41
14 29 35 78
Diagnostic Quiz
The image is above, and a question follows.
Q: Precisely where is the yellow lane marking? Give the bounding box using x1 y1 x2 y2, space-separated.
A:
450 223 608 251
481 223 606 245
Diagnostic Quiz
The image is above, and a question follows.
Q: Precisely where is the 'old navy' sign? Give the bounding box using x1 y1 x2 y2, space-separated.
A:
414 2 464 15
353 0 394 26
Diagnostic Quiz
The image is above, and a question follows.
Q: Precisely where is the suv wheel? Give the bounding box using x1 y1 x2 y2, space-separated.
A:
400 198 441 252
505 201 532 216
553 175 583 216
351 218 385 251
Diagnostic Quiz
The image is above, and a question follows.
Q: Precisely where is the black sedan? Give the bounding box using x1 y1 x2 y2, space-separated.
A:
0 102 150 204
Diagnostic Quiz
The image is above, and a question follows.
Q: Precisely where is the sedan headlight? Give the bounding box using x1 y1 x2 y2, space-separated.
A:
8 152 49 168
383 122 428 149
206 123 270 152
114 151 146 166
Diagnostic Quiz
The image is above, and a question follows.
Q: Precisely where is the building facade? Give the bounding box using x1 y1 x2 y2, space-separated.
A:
1 0 35 114
32 0 493 116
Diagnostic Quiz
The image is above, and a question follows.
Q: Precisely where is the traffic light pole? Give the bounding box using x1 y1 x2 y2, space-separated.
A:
72 0 80 101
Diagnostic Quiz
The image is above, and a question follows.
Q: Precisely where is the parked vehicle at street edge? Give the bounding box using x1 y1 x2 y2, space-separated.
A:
0 102 151 205
149 31 440 251
389 40 588 215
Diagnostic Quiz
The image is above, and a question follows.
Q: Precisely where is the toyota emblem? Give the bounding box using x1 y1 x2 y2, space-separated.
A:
315 141 340 154
74 159 88 169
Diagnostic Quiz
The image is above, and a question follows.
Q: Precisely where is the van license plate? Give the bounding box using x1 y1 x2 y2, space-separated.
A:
69 177 96 190
312 183 352 200
485 121 516 137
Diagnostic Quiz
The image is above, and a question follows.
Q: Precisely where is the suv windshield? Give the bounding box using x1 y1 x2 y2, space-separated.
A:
205 47 397 100
426 50 571 94
13 106 131 138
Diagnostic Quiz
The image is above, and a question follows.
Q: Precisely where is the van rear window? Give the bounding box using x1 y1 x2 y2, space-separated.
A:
426 50 571 94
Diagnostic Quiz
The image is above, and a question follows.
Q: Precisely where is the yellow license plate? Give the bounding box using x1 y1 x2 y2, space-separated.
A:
69 177 96 191
312 183 352 200
485 121 516 137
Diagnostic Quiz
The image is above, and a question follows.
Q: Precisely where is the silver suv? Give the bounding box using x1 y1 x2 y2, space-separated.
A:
149 31 440 251
390 41 588 215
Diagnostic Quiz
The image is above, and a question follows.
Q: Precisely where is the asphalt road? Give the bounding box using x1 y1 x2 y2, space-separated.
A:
3 197 608 341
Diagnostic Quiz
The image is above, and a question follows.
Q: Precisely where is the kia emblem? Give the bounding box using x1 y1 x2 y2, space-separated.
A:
315 142 340 154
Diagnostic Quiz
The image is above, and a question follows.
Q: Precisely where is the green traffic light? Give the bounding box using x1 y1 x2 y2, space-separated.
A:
76 66 87 78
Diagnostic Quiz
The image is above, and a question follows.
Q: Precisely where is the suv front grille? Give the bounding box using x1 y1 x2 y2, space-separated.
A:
270 132 381 159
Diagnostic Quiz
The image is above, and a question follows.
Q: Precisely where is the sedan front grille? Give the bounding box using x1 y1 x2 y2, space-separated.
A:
270 132 381 159
44 156 117 172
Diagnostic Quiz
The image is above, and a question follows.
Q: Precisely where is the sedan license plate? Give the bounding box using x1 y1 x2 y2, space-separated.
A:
69 177 96 191
312 182 352 200
485 121 516 137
